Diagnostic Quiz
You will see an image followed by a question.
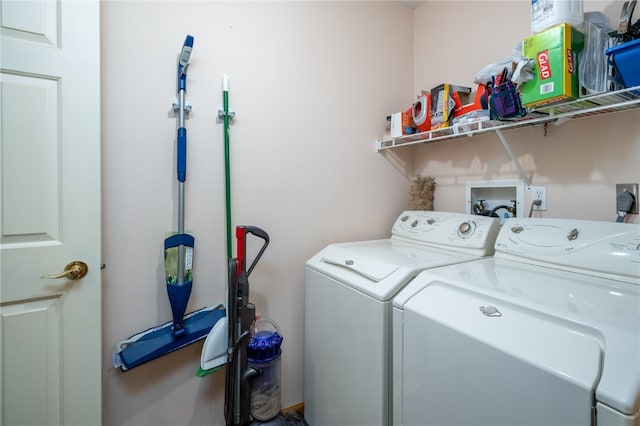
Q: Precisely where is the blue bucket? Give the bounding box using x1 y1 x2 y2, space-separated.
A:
606 38 640 92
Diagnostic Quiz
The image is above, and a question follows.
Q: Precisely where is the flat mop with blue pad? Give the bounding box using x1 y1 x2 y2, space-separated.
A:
114 35 225 371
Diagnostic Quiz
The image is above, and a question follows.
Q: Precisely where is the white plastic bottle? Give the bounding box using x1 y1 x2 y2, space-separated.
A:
531 0 584 33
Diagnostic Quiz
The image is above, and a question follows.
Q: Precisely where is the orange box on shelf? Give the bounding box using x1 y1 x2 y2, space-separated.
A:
430 83 471 130
390 108 414 137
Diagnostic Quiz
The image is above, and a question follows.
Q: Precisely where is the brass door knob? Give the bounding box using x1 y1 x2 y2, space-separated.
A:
42 261 88 280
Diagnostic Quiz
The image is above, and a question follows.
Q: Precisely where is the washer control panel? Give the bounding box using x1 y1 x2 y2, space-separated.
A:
495 218 640 282
391 211 500 254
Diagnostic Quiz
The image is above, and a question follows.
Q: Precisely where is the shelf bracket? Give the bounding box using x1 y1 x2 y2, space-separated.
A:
495 128 531 188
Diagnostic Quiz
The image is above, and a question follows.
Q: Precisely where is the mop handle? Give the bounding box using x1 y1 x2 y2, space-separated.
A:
178 35 193 90
176 35 193 285
176 35 193 186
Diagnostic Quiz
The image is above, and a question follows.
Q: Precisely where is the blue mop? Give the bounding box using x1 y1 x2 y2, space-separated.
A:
114 35 225 371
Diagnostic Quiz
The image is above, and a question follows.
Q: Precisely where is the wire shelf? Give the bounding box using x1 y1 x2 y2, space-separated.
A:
376 85 640 151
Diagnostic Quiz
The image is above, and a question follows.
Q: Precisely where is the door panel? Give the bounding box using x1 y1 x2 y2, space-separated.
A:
1 298 62 425
1 73 60 246
0 0 101 424
1 0 57 46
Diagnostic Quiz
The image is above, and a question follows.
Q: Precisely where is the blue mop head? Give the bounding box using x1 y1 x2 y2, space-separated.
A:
115 306 225 371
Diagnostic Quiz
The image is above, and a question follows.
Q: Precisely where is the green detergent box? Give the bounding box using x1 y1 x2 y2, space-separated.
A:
521 23 584 107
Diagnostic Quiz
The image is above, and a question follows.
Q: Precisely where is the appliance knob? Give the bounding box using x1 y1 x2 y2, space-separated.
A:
427 218 435 225
567 228 579 241
401 215 409 222
411 220 418 228
511 226 524 234
458 222 472 235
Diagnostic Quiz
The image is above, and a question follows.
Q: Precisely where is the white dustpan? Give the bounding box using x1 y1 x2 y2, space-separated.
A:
200 311 228 371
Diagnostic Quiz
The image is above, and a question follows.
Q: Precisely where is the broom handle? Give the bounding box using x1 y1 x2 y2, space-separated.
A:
223 75 232 259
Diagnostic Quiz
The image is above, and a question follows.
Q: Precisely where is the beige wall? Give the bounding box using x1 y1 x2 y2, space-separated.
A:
102 1 639 425
411 0 640 223
101 2 413 425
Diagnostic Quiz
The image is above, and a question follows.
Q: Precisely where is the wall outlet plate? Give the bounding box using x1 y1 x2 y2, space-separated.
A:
528 185 547 211
616 183 639 214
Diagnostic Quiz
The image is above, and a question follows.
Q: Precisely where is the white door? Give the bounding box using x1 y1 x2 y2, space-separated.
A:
0 0 101 425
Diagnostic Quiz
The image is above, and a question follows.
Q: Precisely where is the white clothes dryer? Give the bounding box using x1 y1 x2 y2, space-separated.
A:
304 211 500 426
392 218 640 426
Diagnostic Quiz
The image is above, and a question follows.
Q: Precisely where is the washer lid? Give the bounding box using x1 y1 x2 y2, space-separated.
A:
320 245 400 282
307 239 477 301
397 258 640 416
401 282 602 425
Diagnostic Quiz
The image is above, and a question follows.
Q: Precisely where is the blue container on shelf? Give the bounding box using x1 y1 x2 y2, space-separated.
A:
606 38 640 91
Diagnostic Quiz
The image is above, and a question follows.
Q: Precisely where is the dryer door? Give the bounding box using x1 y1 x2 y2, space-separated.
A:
401 282 602 426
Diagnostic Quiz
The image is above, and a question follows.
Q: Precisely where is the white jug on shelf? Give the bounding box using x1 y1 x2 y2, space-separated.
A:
531 0 584 33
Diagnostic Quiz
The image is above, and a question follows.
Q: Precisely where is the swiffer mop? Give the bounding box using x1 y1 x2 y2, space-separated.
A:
114 35 225 371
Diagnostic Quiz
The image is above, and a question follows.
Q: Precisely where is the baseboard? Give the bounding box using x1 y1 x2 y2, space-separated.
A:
282 402 304 416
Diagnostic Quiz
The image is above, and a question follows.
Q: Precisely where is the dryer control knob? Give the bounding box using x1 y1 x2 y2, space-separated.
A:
458 222 472 235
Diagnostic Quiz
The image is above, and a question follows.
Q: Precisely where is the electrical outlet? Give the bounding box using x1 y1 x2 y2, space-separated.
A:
616 183 639 214
529 185 547 211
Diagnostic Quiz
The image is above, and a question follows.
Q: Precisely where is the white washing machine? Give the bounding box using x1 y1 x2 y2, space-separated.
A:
392 218 640 426
304 211 501 426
